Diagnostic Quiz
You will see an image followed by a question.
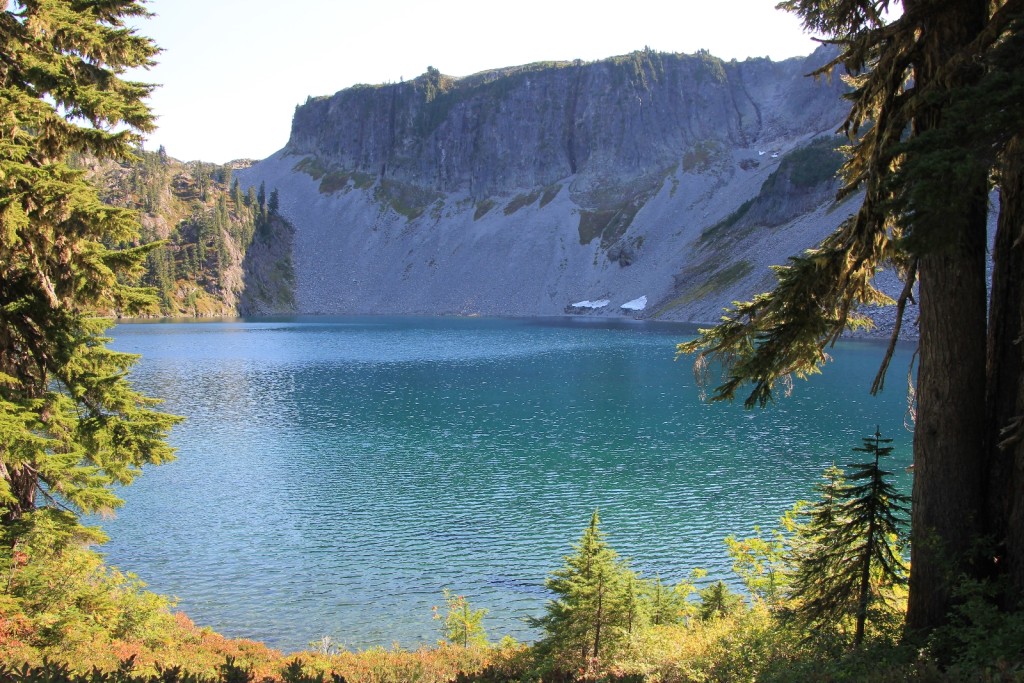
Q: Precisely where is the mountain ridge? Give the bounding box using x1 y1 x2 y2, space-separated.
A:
237 46 858 323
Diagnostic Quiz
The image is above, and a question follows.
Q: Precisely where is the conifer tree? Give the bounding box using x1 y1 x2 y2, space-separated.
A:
786 466 848 632
645 573 695 625
532 510 636 673
696 580 743 621
434 588 487 647
0 0 178 544
787 432 909 646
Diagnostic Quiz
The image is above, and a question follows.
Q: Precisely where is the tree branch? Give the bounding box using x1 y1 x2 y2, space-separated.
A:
872 259 918 395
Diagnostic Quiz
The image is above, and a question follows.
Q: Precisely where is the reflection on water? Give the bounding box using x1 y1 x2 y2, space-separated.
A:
101 316 913 652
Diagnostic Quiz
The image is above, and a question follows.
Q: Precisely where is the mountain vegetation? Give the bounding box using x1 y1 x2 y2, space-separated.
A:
80 150 295 317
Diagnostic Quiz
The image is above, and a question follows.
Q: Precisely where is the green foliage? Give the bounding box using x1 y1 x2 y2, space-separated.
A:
666 260 754 315
697 581 744 622
0 527 183 667
374 180 443 221
576 191 651 249
433 589 488 648
502 190 542 216
777 136 846 189
93 152 294 316
0 0 180 543
539 184 562 209
928 577 1024 675
531 511 640 675
472 199 496 221
786 431 910 646
644 574 696 626
698 199 754 245
725 504 802 609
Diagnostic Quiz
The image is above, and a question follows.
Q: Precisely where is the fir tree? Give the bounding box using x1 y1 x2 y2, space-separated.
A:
697 580 743 621
644 573 695 626
0 1 179 544
433 588 487 647
787 432 910 646
532 510 636 673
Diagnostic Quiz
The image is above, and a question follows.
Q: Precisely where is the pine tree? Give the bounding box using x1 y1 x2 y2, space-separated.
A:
787 432 910 646
644 573 695 626
696 581 743 621
433 588 487 647
0 1 179 544
531 511 636 673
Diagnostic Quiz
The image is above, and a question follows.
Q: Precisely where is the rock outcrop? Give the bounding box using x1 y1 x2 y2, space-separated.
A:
238 46 856 322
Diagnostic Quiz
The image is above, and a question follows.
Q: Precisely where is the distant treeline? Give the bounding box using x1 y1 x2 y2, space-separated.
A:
81 148 292 317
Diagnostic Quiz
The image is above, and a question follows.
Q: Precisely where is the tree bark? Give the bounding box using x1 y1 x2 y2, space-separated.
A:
905 0 990 637
987 137 1024 606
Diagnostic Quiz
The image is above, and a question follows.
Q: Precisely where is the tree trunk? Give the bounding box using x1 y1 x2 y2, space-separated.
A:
1 464 38 529
908 190 989 633
987 136 1024 607
905 0 990 637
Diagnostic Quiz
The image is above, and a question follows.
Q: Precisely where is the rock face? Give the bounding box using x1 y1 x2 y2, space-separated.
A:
237 46 855 321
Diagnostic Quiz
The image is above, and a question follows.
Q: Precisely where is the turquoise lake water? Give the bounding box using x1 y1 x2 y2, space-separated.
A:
103 316 914 652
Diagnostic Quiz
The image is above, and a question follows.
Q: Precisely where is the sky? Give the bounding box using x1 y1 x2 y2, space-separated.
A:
131 0 823 164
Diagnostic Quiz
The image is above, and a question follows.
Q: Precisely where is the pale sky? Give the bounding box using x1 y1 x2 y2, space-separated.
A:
131 0 821 164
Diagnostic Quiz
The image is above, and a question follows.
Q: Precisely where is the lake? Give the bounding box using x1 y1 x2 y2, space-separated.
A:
102 316 914 652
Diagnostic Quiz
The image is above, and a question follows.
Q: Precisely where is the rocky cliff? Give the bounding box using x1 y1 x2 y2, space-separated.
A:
237 46 855 321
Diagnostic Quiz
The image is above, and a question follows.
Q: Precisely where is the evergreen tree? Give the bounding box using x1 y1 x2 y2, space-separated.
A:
696 581 743 622
787 432 910 646
644 573 695 625
531 511 636 673
0 1 179 543
268 188 280 215
433 588 487 647
679 1 1024 634
786 466 848 633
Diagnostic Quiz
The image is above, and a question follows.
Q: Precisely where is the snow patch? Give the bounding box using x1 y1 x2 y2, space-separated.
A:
620 295 647 311
571 299 610 309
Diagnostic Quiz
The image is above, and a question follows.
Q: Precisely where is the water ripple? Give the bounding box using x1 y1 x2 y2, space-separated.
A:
100 317 914 652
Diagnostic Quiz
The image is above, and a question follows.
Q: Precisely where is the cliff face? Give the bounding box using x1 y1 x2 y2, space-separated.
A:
287 50 843 203
238 46 855 321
